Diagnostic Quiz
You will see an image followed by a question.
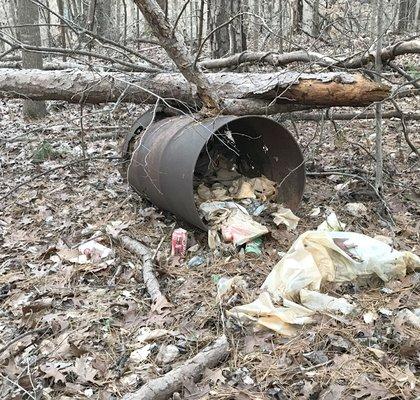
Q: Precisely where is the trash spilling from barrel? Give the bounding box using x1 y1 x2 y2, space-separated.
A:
194 150 300 249
123 109 306 244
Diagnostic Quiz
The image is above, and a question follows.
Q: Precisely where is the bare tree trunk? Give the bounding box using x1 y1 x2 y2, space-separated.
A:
96 0 112 39
197 0 205 50
375 0 384 192
210 0 230 58
57 0 67 61
252 0 259 50
0 69 390 109
278 0 284 53
229 0 246 54
293 0 303 33
312 0 320 36
122 0 127 45
397 0 411 31
44 0 53 53
17 0 47 118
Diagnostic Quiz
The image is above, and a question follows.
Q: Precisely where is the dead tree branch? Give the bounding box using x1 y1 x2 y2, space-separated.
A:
123 335 229 400
0 37 161 72
199 39 420 70
283 109 420 121
390 100 419 157
119 236 168 306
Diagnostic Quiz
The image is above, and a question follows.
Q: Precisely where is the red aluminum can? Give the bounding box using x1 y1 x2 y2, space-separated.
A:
171 228 188 257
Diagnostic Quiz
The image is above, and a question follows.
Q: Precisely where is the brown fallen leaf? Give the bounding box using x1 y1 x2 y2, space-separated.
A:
72 355 98 384
39 362 68 384
353 375 393 399
203 367 227 385
319 383 346 400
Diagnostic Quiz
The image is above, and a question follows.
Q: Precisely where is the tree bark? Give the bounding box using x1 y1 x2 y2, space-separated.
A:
209 0 230 58
199 39 420 70
17 0 47 118
133 0 222 111
96 0 113 39
56 0 66 61
374 0 384 192
229 0 246 55
123 336 229 400
280 110 420 121
312 0 320 36
293 0 303 33
0 69 390 112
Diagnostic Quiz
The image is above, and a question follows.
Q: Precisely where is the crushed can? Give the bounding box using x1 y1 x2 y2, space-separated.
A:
171 228 188 257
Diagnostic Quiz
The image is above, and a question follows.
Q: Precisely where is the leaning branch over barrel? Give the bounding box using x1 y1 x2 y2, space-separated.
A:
132 0 222 111
0 69 390 114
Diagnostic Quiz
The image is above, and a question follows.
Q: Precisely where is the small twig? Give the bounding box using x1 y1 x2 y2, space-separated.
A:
108 264 124 286
0 373 36 400
123 336 229 400
300 359 332 372
79 103 87 172
152 236 166 261
120 235 169 307
0 327 48 355
193 12 245 69
390 99 419 157
172 0 190 36
388 61 420 89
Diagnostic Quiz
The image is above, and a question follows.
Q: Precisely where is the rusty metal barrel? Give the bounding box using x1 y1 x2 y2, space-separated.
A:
123 108 305 230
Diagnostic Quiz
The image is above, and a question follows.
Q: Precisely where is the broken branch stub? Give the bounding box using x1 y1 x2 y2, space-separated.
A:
123 108 305 230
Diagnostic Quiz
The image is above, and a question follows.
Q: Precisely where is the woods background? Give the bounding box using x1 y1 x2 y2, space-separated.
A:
0 1 419 399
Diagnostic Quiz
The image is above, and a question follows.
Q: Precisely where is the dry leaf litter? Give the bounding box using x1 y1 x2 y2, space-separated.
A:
0 99 419 399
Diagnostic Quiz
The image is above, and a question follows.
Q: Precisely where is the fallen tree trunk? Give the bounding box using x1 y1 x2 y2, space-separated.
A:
0 60 88 70
281 110 420 121
123 335 229 400
0 68 390 114
200 39 420 70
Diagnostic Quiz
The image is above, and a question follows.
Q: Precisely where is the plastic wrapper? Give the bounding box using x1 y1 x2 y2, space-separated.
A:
229 230 420 335
221 210 269 246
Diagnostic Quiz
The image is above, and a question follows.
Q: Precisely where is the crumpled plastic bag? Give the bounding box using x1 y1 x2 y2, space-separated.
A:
200 201 268 247
229 176 277 201
57 240 113 264
221 210 269 246
228 230 420 335
317 212 346 232
217 276 247 301
271 205 300 231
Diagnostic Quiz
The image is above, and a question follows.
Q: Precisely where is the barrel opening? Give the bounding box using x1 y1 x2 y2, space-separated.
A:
193 116 305 211
125 111 305 230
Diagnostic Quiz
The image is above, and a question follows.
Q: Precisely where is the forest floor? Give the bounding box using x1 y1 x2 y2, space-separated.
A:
0 95 419 399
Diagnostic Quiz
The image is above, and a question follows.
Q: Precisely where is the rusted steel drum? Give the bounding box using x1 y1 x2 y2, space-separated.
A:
124 109 305 230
